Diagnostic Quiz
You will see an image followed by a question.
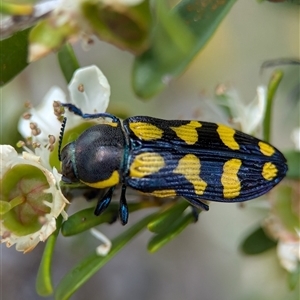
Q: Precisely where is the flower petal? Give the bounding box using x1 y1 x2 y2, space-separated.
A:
0 145 19 177
244 86 266 134
291 127 300 151
1 146 68 253
277 240 300 272
68 65 110 114
18 86 66 142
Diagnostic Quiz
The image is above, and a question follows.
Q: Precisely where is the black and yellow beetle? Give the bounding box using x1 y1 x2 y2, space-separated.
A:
59 103 288 225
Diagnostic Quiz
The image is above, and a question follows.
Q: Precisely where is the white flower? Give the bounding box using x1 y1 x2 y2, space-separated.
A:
68 65 110 115
0 145 68 253
216 85 267 134
263 179 300 273
18 65 110 163
264 217 300 272
277 239 300 272
291 127 300 151
7 66 110 253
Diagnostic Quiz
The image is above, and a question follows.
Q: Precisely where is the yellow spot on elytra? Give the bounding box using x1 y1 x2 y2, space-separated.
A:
221 159 242 199
130 152 165 178
217 125 239 150
174 154 207 195
82 170 119 188
149 190 177 198
262 162 278 180
170 121 202 145
259 141 275 156
129 122 163 141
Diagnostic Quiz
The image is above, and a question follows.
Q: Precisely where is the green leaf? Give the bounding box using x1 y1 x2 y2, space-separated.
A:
285 150 300 179
263 70 284 143
273 184 299 233
36 216 63 297
0 2 34 15
61 205 117 236
240 226 277 255
0 28 30 86
288 263 300 290
57 43 80 83
61 202 157 236
132 0 237 98
148 212 196 253
54 212 158 300
82 0 151 54
147 200 189 233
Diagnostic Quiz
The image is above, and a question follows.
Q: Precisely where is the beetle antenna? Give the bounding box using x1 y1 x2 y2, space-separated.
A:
58 117 67 161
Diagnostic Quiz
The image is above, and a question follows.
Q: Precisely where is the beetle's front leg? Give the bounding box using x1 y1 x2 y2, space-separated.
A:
119 184 129 225
94 187 115 216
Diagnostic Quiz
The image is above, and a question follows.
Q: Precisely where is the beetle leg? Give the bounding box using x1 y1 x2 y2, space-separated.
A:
119 184 129 225
184 196 210 212
190 206 200 222
94 187 115 216
62 103 119 122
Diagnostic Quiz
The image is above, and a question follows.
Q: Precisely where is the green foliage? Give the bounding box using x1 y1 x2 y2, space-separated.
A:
54 211 159 300
132 0 237 98
240 226 277 255
0 28 30 86
57 44 80 84
148 200 190 233
285 150 300 179
288 263 300 290
147 201 198 252
82 0 151 54
61 202 158 236
36 216 63 297
263 70 284 143
0 0 237 98
148 211 197 253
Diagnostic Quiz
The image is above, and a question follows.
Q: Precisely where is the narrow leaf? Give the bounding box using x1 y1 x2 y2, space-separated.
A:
0 28 30 86
57 43 80 83
288 263 300 290
55 212 158 300
36 216 63 297
147 200 189 233
263 70 284 142
148 212 195 253
61 202 158 236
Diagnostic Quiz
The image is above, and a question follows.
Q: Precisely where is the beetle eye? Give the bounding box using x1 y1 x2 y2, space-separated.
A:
61 158 79 183
60 143 79 183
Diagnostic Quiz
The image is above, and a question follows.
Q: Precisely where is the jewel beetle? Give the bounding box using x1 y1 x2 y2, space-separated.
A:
59 103 288 225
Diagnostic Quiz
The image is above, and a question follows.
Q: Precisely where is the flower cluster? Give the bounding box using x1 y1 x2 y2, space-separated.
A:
1 65 110 252
0 145 68 253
